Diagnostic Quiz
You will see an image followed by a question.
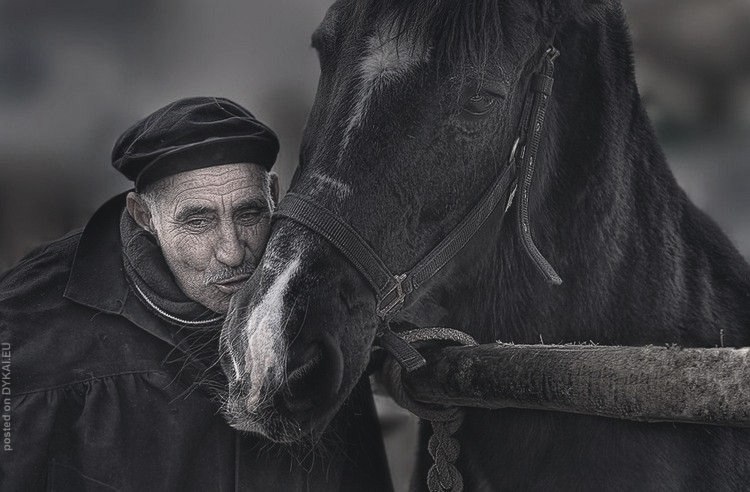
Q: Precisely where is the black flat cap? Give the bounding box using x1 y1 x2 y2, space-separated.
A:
112 97 279 191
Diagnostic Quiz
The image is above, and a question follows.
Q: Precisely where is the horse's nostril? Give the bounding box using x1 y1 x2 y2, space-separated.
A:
287 343 324 384
281 343 323 418
281 337 343 419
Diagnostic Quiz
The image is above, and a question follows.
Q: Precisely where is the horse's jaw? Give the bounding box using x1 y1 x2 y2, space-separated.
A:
222 397 306 444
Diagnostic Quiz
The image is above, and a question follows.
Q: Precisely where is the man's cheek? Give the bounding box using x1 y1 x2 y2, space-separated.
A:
166 233 215 271
242 222 271 258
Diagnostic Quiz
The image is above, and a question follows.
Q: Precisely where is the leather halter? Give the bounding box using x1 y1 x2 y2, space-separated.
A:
274 44 562 372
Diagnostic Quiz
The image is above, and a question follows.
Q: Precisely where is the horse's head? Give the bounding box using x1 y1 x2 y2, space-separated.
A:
221 0 617 442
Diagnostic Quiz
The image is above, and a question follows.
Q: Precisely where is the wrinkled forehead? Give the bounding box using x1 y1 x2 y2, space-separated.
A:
153 163 270 208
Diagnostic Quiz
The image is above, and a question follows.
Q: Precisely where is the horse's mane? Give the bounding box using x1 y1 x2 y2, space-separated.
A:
354 0 508 72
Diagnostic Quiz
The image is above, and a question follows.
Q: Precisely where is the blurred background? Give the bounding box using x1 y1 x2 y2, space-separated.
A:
1 1 748 489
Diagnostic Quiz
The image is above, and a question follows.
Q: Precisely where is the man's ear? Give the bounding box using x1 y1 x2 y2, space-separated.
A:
126 192 156 235
269 172 280 208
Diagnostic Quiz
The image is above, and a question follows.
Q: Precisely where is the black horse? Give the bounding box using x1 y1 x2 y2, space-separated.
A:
221 0 750 489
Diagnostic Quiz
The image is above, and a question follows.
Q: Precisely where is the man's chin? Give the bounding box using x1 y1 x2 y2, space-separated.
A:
211 297 231 316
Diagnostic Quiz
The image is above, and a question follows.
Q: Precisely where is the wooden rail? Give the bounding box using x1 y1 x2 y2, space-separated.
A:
404 343 750 426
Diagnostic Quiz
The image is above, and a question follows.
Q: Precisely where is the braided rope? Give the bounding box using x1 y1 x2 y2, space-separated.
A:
378 327 477 492
427 414 465 492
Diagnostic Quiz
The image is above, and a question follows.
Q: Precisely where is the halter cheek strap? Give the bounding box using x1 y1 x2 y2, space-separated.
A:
515 47 563 285
274 44 562 372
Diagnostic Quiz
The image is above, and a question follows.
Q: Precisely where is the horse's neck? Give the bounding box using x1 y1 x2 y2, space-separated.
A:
447 16 750 346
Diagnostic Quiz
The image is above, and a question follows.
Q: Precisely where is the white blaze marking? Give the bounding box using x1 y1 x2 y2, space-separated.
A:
310 172 353 199
337 21 430 164
243 255 301 409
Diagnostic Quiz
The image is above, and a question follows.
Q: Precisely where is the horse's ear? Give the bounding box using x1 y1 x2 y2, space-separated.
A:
546 0 616 26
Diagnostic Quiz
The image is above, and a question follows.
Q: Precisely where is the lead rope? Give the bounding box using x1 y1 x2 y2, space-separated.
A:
428 414 465 492
378 327 477 492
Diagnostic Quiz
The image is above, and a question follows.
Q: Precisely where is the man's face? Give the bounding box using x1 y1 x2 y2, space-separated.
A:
142 163 274 314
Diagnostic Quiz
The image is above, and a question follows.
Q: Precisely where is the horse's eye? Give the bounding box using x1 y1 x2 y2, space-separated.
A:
462 92 496 117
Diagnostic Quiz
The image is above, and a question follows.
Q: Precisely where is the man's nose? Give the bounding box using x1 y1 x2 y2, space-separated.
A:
215 223 246 267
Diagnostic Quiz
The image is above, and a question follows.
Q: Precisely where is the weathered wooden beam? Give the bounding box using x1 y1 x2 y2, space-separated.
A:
404 344 750 426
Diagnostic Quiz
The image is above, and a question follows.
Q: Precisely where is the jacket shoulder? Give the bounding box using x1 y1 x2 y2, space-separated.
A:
0 230 81 301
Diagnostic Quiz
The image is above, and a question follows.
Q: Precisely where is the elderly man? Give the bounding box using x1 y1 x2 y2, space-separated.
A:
0 97 391 491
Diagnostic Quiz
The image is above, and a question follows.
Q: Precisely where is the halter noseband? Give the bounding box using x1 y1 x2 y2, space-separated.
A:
274 43 562 372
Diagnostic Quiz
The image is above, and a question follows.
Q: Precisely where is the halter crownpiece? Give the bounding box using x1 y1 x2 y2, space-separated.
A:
274 42 562 372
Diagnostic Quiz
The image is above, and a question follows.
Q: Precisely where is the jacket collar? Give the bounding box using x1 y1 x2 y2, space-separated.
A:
63 192 181 348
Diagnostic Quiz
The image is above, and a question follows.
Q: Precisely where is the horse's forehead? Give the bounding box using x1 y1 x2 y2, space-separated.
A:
361 19 429 80
327 19 430 175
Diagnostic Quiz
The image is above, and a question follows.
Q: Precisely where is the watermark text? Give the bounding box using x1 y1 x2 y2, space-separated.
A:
2 342 11 452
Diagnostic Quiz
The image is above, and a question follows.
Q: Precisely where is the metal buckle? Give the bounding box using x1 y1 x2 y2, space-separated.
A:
376 274 407 319
546 46 560 62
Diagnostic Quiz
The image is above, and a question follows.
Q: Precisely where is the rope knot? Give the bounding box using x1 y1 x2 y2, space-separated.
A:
377 326 477 492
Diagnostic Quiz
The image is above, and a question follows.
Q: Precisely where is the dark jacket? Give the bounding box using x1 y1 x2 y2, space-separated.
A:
0 194 392 492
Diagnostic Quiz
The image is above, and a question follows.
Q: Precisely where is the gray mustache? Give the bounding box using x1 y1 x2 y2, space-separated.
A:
204 263 257 285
